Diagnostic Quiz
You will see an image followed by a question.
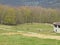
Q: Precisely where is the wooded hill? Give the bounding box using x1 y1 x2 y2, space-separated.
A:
0 5 60 25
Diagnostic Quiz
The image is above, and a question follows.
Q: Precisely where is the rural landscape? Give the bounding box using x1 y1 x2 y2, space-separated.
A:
0 0 60 45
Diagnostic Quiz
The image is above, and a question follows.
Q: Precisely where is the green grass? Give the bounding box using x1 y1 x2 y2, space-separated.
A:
0 34 60 45
0 23 60 45
0 23 60 35
15 23 53 33
0 24 16 33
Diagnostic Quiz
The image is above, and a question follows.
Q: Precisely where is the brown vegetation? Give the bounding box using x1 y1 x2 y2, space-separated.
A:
0 5 60 25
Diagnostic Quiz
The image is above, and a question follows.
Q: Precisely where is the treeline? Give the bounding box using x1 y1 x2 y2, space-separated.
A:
0 5 60 25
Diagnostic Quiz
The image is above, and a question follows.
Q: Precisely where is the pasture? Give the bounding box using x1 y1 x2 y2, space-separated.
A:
0 23 58 35
0 23 60 45
0 34 60 45
0 23 53 33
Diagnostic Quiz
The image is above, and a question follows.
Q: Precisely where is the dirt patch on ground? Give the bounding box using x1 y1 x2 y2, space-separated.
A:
1 31 60 40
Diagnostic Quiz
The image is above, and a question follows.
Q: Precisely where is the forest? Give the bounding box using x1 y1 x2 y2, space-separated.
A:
0 5 60 25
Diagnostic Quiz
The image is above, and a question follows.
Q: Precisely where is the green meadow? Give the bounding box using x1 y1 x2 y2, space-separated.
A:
0 35 60 45
0 23 60 45
0 23 53 33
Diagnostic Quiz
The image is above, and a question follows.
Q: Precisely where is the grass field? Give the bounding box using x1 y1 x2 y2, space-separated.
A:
0 23 60 45
0 23 53 33
16 23 54 34
0 34 60 45
0 23 60 35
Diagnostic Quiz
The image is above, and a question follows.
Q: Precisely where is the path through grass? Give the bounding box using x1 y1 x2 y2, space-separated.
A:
0 23 60 45
0 34 60 45
0 23 59 35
